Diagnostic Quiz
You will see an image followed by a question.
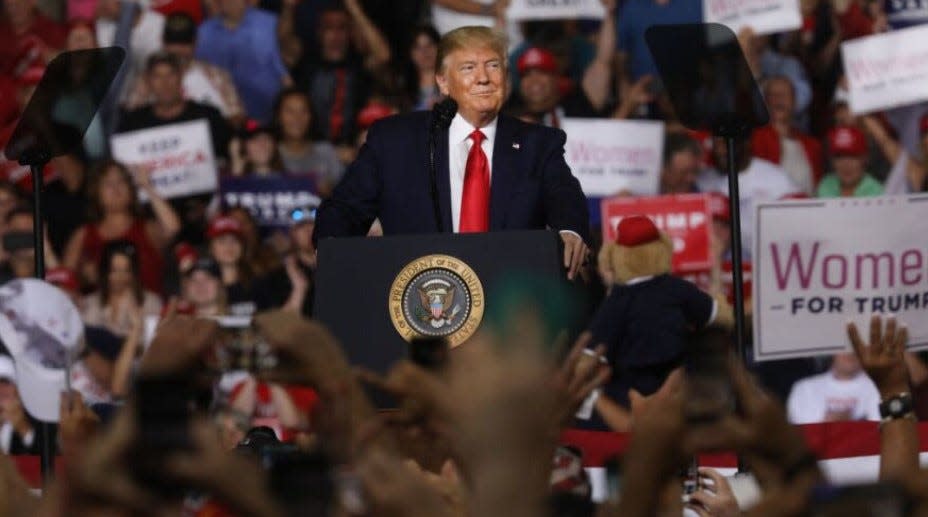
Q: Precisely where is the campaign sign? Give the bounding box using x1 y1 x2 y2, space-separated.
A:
703 0 802 36
842 24 928 114
220 176 320 229
885 0 928 29
506 0 606 20
600 193 713 273
563 118 663 197
110 119 218 200
754 195 928 361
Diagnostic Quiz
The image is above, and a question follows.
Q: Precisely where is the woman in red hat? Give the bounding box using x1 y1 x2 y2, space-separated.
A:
817 125 884 197
206 214 256 315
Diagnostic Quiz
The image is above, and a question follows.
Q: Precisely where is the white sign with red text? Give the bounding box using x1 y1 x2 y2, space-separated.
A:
841 24 928 114
110 119 218 200
506 0 606 21
703 0 802 36
563 118 663 197
754 195 928 361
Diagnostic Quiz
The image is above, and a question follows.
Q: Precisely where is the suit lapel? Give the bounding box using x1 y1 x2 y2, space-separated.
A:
435 126 453 232
490 115 518 230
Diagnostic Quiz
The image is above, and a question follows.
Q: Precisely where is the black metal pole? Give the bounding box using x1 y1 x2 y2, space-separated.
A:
31 163 54 482
725 137 747 364
724 137 750 475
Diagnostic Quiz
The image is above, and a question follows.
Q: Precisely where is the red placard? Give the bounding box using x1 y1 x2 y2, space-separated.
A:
600 194 713 273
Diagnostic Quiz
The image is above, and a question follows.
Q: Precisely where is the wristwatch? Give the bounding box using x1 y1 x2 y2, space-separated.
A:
878 392 915 425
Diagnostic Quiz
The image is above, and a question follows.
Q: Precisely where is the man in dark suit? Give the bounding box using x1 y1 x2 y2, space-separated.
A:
314 26 591 279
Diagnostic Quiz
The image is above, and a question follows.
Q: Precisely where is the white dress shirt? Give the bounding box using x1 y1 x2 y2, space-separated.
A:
446 112 583 241
448 113 497 233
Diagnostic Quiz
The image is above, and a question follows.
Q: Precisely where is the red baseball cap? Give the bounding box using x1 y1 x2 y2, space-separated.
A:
828 126 868 157
206 215 244 240
45 267 79 293
173 241 198 268
615 215 660 246
517 47 558 76
357 102 394 130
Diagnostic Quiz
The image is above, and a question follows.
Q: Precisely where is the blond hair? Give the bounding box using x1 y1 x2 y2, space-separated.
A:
436 26 508 74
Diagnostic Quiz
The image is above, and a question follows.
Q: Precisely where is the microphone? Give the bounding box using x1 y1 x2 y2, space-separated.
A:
428 98 458 233
430 97 458 131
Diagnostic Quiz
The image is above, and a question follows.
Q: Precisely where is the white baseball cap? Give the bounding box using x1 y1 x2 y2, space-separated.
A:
0 279 84 422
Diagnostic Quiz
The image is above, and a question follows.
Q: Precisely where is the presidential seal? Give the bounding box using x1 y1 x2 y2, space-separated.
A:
388 254 484 348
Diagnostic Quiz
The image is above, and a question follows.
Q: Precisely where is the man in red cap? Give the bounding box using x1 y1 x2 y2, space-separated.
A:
506 5 616 127
817 125 883 198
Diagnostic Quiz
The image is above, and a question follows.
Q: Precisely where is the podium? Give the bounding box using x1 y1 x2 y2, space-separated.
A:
314 230 564 375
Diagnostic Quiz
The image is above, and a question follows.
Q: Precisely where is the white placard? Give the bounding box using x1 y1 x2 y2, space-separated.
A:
704 0 802 36
506 0 605 21
562 118 663 197
110 119 219 200
842 24 928 114
754 195 928 362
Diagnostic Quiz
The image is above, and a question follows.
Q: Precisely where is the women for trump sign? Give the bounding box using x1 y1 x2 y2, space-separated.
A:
563 119 663 197
703 0 802 36
506 0 606 20
841 24 928 114
754 195 928 361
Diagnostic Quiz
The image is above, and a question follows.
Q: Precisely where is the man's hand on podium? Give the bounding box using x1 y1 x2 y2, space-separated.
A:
559 231 589 281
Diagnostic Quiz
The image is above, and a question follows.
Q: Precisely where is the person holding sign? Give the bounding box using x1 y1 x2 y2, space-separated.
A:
863 113 927 195
315 26 591 279
505 0 617 125
118 52 232 161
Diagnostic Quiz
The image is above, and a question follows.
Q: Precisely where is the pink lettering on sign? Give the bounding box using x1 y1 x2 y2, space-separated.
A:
770 241 919 291
567 141 656 167
846 50 928 82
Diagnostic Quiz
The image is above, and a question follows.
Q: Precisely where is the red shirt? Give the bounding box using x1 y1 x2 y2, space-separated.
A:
230 381 319 441
751 125 824 187
0 13 67 76
81 219 166 294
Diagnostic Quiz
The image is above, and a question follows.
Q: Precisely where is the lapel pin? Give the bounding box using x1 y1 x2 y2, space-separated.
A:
512 143 520 149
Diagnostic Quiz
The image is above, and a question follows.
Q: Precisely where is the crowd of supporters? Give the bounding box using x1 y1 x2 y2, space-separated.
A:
1 0 928 514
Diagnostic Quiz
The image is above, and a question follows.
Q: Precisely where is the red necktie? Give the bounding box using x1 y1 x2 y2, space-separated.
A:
459 129 490 233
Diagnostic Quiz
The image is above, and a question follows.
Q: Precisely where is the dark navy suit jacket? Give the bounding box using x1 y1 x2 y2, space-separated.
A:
313 111 590 243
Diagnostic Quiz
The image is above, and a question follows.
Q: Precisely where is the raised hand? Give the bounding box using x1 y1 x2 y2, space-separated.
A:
848 315 910 397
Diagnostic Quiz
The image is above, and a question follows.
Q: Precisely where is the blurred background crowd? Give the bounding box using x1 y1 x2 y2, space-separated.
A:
1 0 928 514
